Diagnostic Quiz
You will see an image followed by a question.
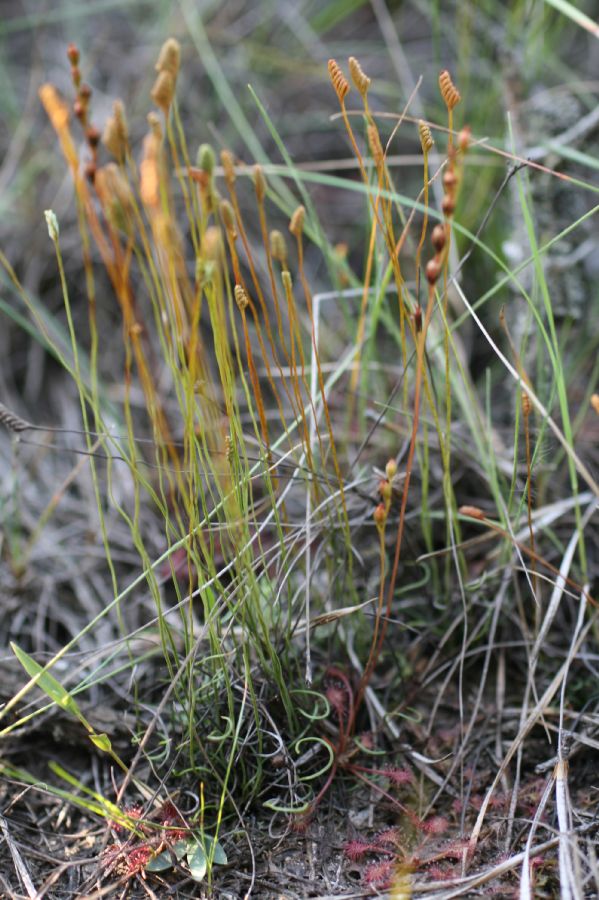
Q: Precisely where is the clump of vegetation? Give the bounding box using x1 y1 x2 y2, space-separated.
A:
1 12 598 896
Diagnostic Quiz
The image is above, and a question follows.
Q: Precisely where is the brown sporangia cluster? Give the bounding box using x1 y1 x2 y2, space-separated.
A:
67 43 100 182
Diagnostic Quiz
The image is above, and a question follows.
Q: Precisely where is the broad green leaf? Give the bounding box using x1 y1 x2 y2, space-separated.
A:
145 850 173 872
11 643 81 718
185 835 227 867
187 842 207 881
195 834 227 866
172 840 189 860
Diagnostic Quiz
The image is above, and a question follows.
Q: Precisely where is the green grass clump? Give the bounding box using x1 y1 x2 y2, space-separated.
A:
1 23 598 896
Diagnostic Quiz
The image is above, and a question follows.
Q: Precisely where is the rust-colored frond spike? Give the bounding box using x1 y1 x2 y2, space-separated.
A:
439 70 461 110
102 99 128 162
155 37 181 78
95 163 134 231
220 150 236 185
196 143 215 176
66 43 79 66
289 205 305 237
418 120 434 153
431 224 446 252
140 130 161 207
234 284 249 310
219 199 236 237
202 226 221 260
151 70 175 114
147 111 162 140
521 391 532 416
348 56 370 98
270 230 287 265
328 59 350 102
253 164 266 202
367 124 384 166
591 394 599 416
425 258 441 285
459 505 486 520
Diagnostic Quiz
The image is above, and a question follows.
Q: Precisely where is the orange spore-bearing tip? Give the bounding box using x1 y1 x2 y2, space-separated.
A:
328 59 350 102
289 205 305 237
270 229 287 264
385 458 397 481
367 123 384 166
425 257 441 285
459 505 486 520
431 224 446 252
439 70 461 110
253 164 266 202
418 120 434 154
151 70 175 114
348 56 370 98
220 149 236 185
373 503 387 527
234 284 249 311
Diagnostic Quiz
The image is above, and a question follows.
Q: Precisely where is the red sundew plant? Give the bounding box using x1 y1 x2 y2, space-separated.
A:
342 813 471 889
101 799 227 886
